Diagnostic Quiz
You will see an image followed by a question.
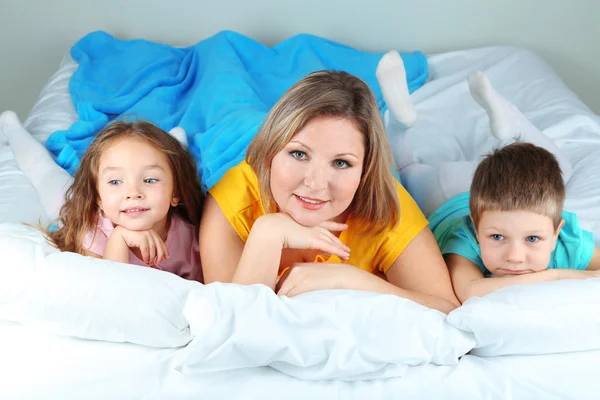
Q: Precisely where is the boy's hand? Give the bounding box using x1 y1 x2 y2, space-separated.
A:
557 269 600 280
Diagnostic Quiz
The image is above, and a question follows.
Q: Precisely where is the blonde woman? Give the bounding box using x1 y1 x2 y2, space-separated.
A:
199 70 460 313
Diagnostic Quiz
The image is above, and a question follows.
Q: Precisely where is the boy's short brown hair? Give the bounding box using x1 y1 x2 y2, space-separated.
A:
470 142 565 229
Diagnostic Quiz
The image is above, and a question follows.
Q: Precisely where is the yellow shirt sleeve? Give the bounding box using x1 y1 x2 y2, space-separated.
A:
207 161 265 242
344 181 428 274
377 181 429 273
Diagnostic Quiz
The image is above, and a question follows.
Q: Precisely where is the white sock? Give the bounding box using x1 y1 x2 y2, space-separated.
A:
377 51 417 128
468 71 573 182
468 70 527 141
168 126 188 148
0 110 73 221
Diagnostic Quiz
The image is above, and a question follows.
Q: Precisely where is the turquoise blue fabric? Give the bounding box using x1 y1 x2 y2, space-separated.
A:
429 192 596 274
46 30 428 191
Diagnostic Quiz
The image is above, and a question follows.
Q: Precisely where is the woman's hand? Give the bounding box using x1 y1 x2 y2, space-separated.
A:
259 213 350 260
276 262 365 297
233 213 350 289
112 226 169 266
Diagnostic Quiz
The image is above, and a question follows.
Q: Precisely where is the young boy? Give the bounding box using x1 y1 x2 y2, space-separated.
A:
430 142 600 302
377 55 600 303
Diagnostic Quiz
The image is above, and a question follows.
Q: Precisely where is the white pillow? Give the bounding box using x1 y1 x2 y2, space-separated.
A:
23 55 78 145
175 283 475 381
0 223 196 348
0 142 48 226
447 278 600 356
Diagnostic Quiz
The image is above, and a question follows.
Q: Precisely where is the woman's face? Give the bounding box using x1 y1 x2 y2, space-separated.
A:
270 116 365 226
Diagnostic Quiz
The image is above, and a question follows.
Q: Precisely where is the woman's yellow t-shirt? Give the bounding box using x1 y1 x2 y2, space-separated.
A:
209 161 429 274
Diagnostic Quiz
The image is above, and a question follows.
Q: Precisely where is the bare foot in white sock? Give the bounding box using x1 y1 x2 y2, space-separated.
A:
1 110 73 221
468 70 536 141
468 70 573 182
168 126 188 148
377 51 417 128
0 127 6 146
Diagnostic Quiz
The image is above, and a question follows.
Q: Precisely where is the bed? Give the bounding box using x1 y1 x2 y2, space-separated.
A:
1 35 600 399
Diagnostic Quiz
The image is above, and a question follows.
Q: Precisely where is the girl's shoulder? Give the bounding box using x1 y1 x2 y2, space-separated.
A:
82 213 114 254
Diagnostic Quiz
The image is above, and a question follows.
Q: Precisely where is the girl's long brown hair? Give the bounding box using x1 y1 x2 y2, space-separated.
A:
46 121 203 254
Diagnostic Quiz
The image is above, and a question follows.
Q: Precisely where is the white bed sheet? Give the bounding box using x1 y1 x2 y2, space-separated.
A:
0 138 48 225
1 220 599 398
2 319 599 399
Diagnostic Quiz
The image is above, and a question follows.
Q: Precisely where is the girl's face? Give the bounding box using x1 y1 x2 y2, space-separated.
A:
96 138 178 237
270 116 365 227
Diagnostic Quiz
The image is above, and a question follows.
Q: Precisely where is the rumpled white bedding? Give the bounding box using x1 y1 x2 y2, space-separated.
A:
2 314 599 399
0 223 475 381
176 284 473 380
1 221 600 399
1 45 600 398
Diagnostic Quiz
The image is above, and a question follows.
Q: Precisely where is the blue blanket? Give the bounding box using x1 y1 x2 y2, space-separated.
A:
47 30 428 191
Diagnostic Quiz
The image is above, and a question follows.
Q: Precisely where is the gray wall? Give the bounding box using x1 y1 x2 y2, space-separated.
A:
2 0 599 119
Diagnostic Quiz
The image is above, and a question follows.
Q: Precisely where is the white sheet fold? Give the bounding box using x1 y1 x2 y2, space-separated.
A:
176 283 474 380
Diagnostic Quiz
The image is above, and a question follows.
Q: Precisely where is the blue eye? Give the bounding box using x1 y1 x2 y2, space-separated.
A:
108 180 121 186
491 234 504 241
144 178 158 184
290 150 307 160
526 236 540 243
334 159 351 169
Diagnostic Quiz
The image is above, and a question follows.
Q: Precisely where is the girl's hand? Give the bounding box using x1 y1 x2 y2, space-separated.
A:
258 213 350 260
276 262 365 297
115 226 169 267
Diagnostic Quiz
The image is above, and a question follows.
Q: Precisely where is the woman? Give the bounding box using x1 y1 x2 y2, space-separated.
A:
199 70 459 313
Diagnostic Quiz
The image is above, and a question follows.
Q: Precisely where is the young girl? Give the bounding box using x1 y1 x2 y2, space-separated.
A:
2 113 203 281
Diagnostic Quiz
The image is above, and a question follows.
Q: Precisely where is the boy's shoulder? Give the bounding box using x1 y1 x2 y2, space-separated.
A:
558 210 586 243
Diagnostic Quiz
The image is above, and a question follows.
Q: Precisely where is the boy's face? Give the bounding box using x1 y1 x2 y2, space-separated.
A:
474 210 564 277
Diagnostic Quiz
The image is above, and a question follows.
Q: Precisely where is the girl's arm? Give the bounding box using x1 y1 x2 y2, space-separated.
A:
103 227 131 264
447 253 599 303
103 226 169 266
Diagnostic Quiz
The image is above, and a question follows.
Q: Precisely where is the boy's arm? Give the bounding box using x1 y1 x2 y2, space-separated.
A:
446 253 562 303
586 247 600 270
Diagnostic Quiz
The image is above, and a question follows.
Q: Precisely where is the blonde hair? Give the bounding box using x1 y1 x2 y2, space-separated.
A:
470 142 565 229
246 70 399 235
46 121 203 254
